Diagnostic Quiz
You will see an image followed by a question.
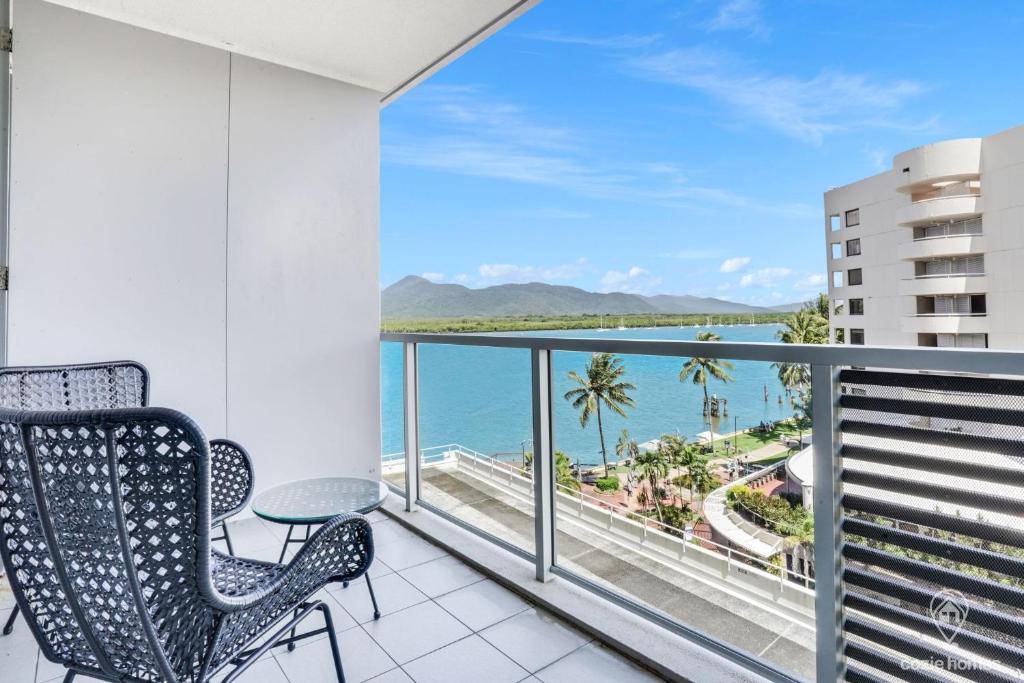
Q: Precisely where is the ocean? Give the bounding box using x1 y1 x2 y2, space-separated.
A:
380 324 796 467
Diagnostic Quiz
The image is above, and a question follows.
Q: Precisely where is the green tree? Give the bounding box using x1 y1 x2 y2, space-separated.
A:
615 429 640 465
632 447 669 523
680 332 734 453
676 458 717 513
523 450 581 491
564 353 637 477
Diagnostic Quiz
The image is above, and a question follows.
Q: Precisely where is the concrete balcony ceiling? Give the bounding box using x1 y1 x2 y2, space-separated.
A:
895 195 983 226
894 137 981 192
43 0 538 102
897 234 985 261
897 274 988 297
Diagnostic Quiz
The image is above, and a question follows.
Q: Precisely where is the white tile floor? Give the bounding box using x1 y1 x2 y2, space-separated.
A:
0 511 665 683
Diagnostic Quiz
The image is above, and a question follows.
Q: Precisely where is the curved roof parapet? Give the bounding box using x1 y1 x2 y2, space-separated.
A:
894 137 982 192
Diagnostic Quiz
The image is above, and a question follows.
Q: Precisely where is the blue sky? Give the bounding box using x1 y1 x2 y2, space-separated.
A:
381 0 1024 305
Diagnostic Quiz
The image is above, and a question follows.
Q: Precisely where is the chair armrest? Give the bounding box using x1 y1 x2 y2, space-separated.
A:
209 439 254 522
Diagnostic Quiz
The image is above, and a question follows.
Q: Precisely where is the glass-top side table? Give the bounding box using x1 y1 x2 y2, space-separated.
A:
253 476 388 622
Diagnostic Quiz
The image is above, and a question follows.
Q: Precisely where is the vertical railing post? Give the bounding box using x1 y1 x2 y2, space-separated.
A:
531 348 555 582
812 364 845 683
403 342 421 512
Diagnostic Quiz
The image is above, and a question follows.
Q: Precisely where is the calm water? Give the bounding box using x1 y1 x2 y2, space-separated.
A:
381 324 795 466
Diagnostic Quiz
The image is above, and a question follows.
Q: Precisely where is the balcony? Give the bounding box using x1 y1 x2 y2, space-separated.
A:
898 273 987 297
371 333 1024 683
898 234 985 260
896 195 983 226
901 313 990 334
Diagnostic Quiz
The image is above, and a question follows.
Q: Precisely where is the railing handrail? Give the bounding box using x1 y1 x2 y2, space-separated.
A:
380 332 1024 375
904 272 985 280
445 443 815 586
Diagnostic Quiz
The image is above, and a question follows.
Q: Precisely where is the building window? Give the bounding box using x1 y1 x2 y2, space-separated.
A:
835 328 845 344
830 215 841 232
831 243 842 259
849 298 864 315
832 271 843 288
845 208 860 227
846 238 861 256
848 268 863 286
850 328 865 345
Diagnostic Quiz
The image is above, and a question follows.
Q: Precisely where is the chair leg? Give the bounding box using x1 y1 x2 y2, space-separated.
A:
365 574 381 620
221 520 235 556
62 671 76 683
287 607 299 652
318 604 346 683
3 604 19 635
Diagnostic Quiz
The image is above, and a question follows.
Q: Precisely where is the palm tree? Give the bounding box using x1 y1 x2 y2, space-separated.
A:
677 458 717 513
777 307 829 346
615 429 640 466
680 332 734 453
565 353 636 477
632 447 669 523
523 450 581 491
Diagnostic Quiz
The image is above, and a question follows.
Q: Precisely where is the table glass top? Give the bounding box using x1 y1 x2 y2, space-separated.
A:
251 476 389 524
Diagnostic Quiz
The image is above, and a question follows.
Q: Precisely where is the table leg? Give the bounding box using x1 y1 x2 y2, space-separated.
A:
278 525 294 564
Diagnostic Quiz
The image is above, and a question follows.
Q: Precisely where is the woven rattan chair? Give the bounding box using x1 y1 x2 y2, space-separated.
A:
0 361 253 637
0 406 371 682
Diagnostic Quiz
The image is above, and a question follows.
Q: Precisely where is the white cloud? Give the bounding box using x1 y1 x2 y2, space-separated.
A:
720 256 751 273
523 31 661 49
384 85 807 212
421 272 445 282
793 273 827 291
740 267 792 288
454 273 470 284
477 258 588 284
600 266 662 294
625 48 933 144
705 0 770 38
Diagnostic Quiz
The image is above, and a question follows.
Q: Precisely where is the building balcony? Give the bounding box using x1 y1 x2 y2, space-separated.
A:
896 195 983 226
898 273 987 296
900 313 990 334
898 234 985 260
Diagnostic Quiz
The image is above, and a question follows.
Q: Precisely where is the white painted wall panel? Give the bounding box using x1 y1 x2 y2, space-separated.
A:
226 56 381 487
9 0 229 433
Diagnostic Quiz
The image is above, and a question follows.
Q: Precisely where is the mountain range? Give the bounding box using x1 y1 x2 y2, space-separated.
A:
382 276 807 318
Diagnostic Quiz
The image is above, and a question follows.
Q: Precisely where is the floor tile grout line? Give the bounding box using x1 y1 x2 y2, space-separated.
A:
529 638 597 678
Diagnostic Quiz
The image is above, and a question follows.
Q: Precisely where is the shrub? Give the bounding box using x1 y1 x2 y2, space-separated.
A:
727 485 813 537
595 476 620 492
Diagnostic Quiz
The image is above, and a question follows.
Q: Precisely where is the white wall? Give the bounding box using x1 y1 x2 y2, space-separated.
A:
226 56 381 487
9 0 230 430
8 1 381 488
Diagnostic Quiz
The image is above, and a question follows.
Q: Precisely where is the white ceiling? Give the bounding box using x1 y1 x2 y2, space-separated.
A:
41 0 538 102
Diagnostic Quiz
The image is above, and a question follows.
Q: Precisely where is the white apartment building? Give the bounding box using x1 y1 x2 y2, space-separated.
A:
824 124 1024 349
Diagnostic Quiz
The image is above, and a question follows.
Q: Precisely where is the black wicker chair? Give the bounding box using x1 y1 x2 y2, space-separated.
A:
0 406 371 682
0 361 254 637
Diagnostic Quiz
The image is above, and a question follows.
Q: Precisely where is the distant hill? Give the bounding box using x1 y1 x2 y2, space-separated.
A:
382 276 813 319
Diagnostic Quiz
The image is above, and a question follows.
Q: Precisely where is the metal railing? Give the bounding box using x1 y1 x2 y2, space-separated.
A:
380 332 1024 683
913 217 983 241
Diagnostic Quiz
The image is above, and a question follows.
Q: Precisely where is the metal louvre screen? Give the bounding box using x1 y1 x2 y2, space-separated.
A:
838 369 1024 683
